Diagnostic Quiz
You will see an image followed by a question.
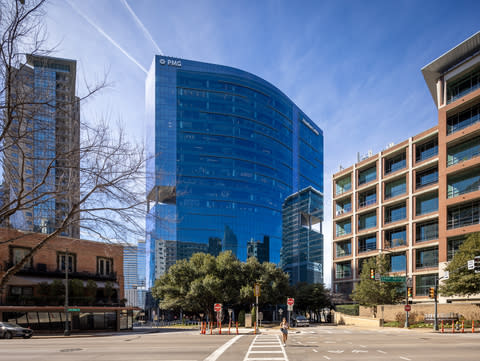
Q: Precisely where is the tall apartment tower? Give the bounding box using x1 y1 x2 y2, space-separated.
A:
3 55 80 238
145 55 323 286
332 32 480 302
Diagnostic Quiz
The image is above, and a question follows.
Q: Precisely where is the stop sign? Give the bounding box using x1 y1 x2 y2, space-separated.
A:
214 303 222 312
287 298 294 306
404 304 411 312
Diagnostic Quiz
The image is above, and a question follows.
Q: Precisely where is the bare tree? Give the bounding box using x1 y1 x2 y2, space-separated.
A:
0 0 147 295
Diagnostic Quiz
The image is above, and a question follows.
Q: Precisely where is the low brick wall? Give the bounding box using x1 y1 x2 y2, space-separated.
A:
360 304 480 322
334 312 381 327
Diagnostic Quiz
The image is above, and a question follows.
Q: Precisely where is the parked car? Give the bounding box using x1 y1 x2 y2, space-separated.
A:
293 315 309 327
0 322 33 339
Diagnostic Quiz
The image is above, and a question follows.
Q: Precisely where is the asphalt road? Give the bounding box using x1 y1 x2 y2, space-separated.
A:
0 326 479 361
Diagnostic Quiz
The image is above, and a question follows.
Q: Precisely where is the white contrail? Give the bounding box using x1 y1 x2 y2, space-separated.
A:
66 0 148 74
121 0 164 55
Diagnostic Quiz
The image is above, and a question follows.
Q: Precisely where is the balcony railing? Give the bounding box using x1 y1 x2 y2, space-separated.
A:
416 176 438 189
3 262 117 282
416 147 438 162
336 227 351 237
447 181 480 198
385 161 406 175
385 210 406 224
447 212 480 229
416 230 438 242
358 243 376 253
384 238 406 249
447 149 480 167
359 198 376 208
447 112 480 135
385 187 406 199
335 270 352 279
416 203 438 216
336 205 352 216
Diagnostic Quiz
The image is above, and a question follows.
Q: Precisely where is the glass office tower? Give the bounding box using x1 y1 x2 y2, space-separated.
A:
145 56 323 286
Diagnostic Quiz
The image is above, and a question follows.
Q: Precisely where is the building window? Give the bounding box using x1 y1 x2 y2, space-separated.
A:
385 202 407 224
384 152 406 175
416 166 438 189
336 219 351 237
335 240 351 257
447 167 480 198
57 252 76 273
447 236 466 261
358 211 376 231
416 191 438 216
358 166 376 186
358 188 376 208
385 177 406 199
389 253 406 272
447 136 480 167
416 219 438 243
335 261 351 279
446 102 480 135
446 66 480 104
415 274 437 296
336 175 351 195
384 227 407 248
10 247 32 269
415 247 438 269
335 197 352 216
97 257 113 276
416 138 438 163
447 200 480 229
358 234 376 253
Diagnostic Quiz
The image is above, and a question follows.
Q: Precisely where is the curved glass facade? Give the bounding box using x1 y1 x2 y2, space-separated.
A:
145 56 323 285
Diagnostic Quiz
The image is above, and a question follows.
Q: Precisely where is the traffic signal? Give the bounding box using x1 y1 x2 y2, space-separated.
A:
429 287 435 298
370 268 375 280
407 287 412 298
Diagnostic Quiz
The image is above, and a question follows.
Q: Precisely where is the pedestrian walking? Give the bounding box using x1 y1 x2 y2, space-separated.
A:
280 317 289 346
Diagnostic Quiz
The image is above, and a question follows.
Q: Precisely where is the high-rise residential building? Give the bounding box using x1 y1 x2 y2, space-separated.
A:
247 236 270 263
281 186 323 284
332 32 480 302
123 245 138 306
145 56 323 285
3 55 80 238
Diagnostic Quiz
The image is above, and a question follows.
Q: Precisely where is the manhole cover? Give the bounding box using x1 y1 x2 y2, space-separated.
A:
60 348 83 353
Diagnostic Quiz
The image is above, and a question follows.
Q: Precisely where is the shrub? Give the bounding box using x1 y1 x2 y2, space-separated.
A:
336 304 359 316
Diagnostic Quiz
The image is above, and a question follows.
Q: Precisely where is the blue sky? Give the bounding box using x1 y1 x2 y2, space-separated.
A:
44 0 480 287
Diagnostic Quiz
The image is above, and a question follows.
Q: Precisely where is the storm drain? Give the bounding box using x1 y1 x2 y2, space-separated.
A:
59 348 83 353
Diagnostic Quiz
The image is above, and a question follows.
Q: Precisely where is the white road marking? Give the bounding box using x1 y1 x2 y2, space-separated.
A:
243 335 288 361
352 350 367 353
203 335 243 361
377 350 387 354
312 349 318 352
359 345 367 348
400 357 411 361
323 356 331 360
328 350 344 354
324 341 335 344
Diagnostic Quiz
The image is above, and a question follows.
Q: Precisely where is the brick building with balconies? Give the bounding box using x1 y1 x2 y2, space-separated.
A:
332 31 480 303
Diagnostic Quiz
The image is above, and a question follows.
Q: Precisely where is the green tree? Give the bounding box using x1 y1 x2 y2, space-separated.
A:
440 232 480 296
351 255 403 315
294 282 331 321
85 280 98 306
69 279 84 305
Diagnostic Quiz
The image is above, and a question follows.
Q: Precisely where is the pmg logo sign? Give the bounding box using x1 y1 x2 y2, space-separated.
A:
159 58 182 67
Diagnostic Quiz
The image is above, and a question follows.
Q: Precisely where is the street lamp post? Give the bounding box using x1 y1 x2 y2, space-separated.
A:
64 248 70 336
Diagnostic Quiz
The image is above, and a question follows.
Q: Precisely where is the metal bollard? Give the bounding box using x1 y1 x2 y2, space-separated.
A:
219 322 222 335
462 321 464 333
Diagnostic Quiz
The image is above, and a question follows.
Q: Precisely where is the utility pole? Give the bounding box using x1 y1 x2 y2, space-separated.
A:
64 248 70 336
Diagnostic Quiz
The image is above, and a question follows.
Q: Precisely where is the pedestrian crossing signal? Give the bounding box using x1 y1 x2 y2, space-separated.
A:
370 268 375 280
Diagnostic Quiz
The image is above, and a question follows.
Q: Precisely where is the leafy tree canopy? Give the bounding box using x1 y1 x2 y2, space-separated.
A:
440 232 480 296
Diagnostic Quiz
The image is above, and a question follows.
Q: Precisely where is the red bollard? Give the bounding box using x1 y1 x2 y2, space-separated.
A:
236 321 239 335
473 320 475 334
254 322 256 334
441 320 444 333
210 322 213 335
462 321 464 333
228 321 231 335
452 322 455 333
219 322 222 335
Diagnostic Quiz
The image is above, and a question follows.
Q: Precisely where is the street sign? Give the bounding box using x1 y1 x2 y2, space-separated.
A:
67 308 80 312
380 276 405 282
287 298 295 306
278 308 283 315
287 304 293 311
467 259 475 270
406 277 413 287
214 303 222 312
258 312 263 321
254 283 261 297
404 305 411 312
444 271 449 280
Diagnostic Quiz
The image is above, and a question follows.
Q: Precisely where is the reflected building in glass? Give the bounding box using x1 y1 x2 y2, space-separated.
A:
281 187 324 284
145 56 323 286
